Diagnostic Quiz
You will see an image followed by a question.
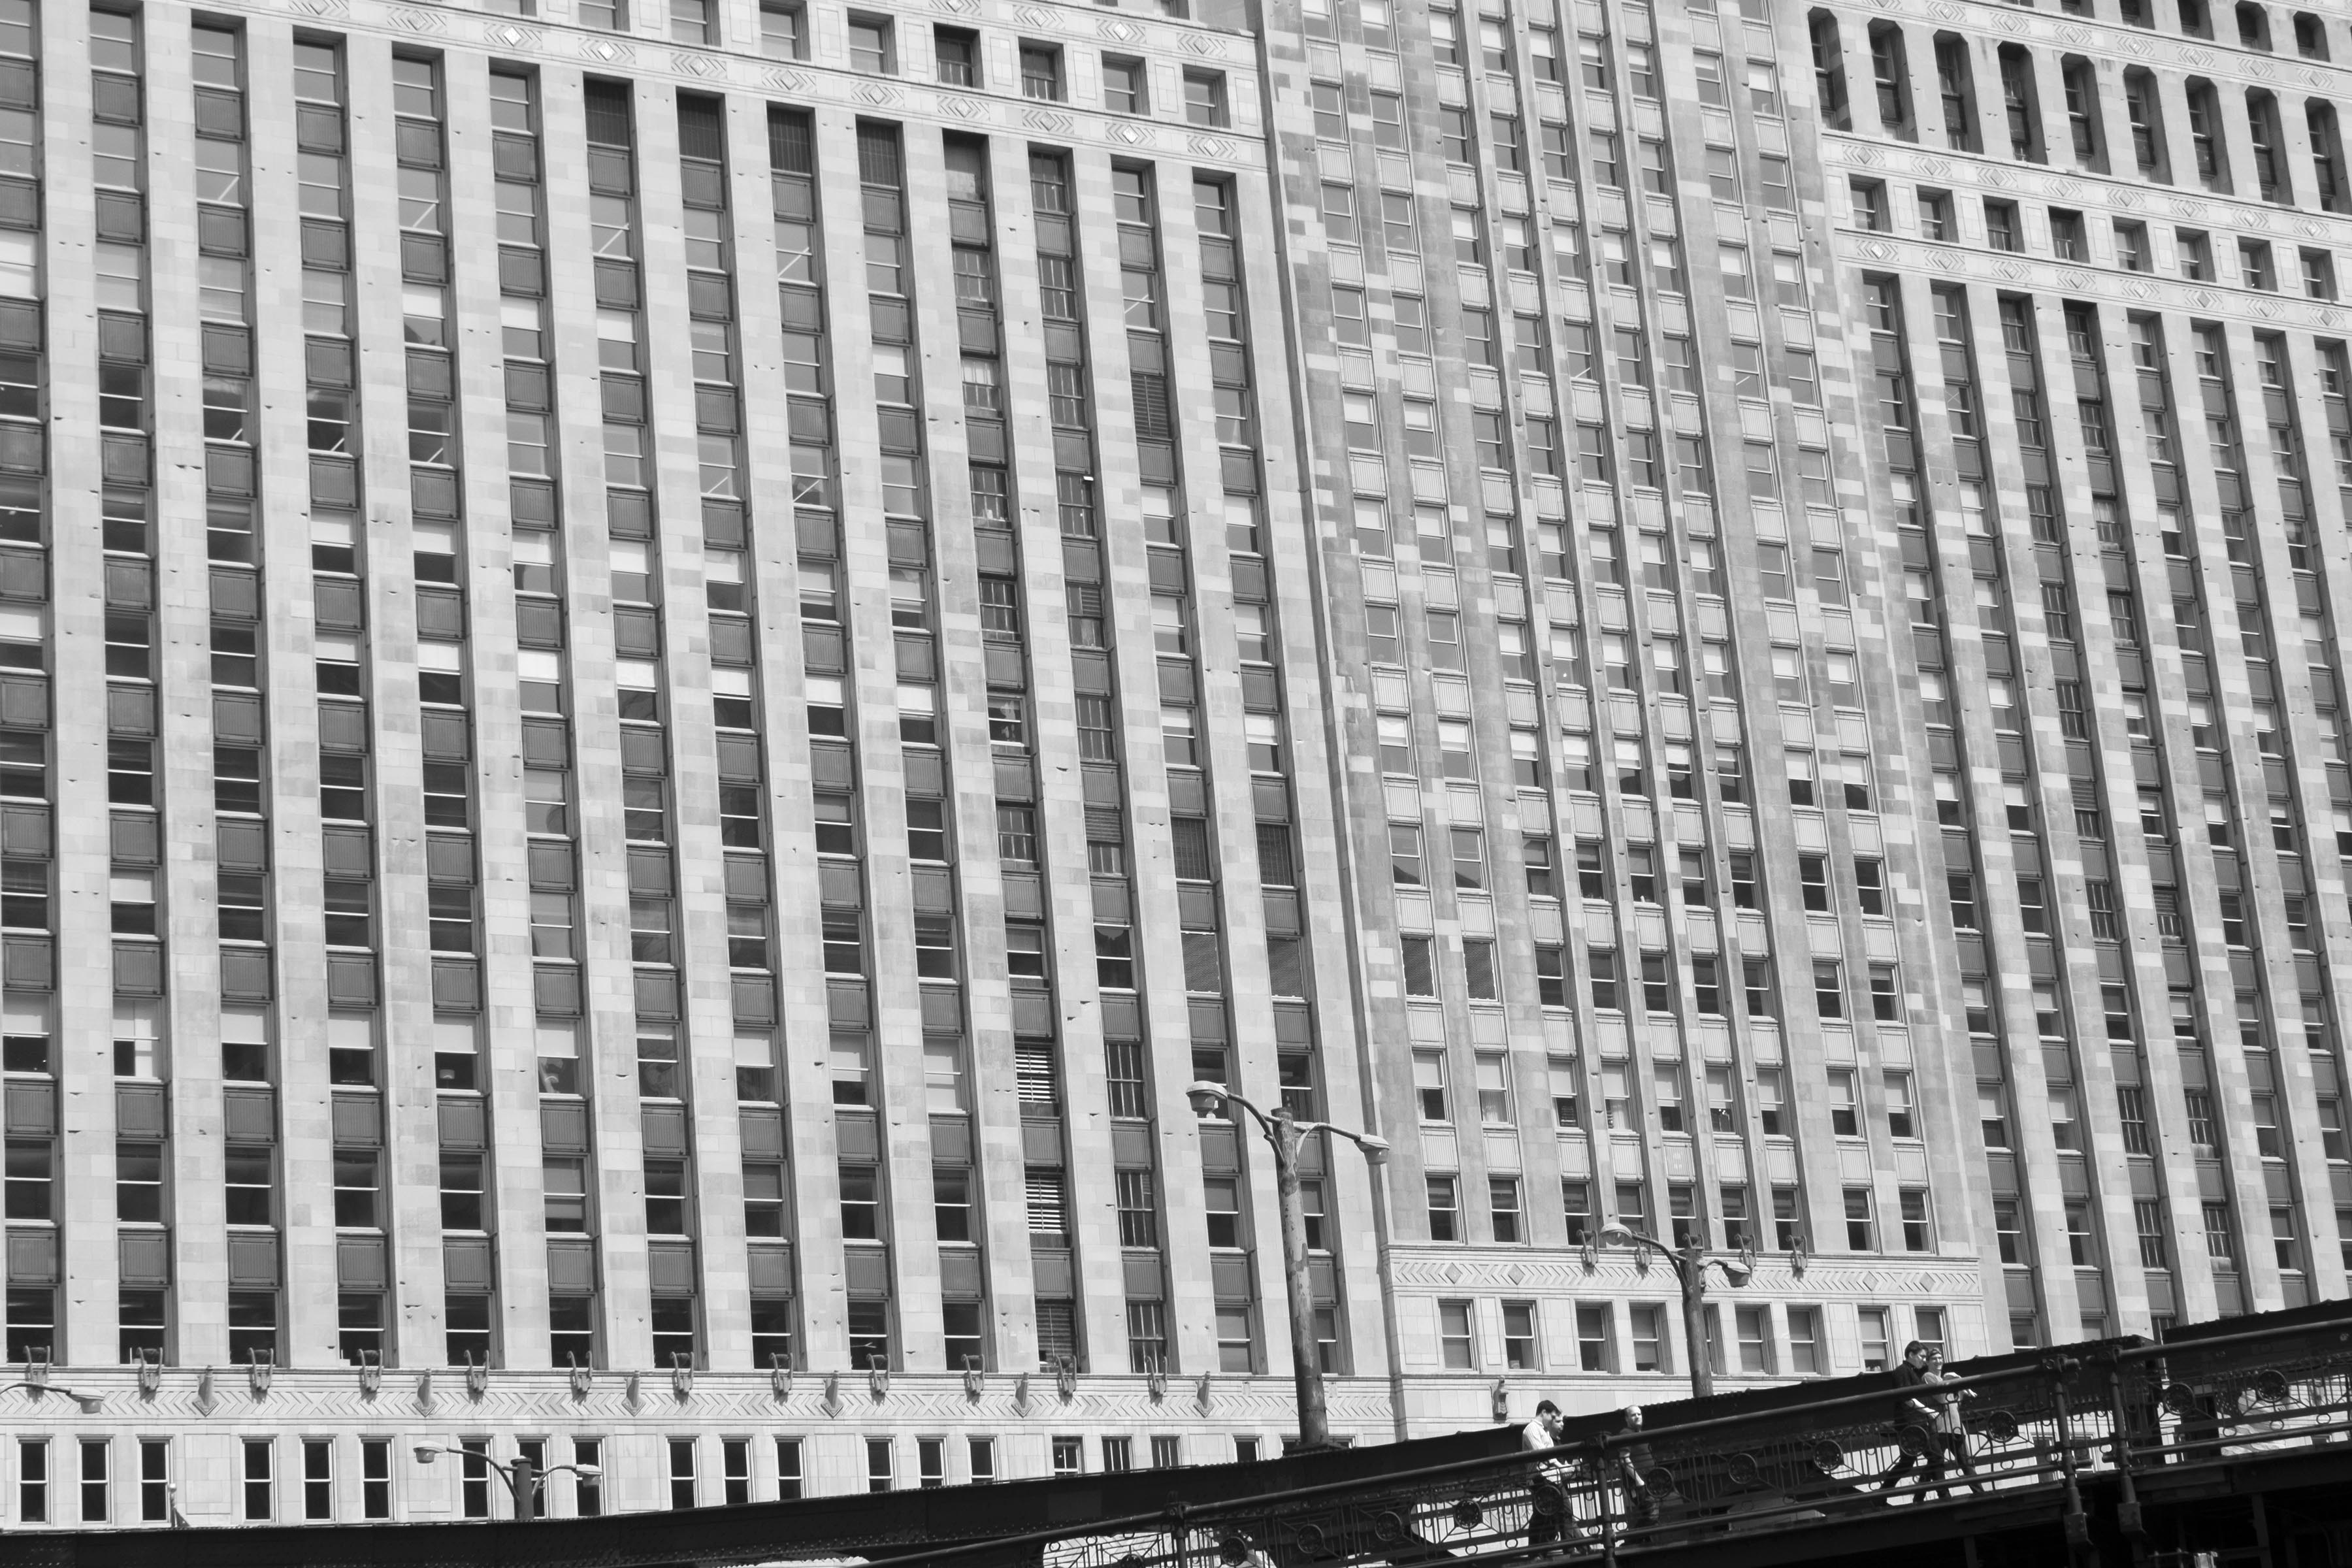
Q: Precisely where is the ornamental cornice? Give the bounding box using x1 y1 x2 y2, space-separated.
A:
0 1369 1401 1426
1387 1247 1985 1299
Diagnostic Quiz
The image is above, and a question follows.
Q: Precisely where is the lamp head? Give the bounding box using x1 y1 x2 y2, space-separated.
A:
69 1394 101 1414
1597 1222 1633 1247
573 1464 602 1481
413 1445 439 1465
1719 1258 1754 1287
1185 1081 1228 1117
1356 1134 1390 1167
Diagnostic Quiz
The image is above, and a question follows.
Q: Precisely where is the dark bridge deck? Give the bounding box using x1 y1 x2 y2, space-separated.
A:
7 1299 2349 1567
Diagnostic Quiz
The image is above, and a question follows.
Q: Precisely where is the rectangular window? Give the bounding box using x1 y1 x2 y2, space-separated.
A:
18 1438 44 1524
1437 1300 1475 1369
572 1439 602 1516
361 1439 391 1520
1489 1176 1523 1243
1858 1306 1891 1373
139 1439 171 1524
78 1438 106 1524
240 1439 271 1522
1844 1188 1876 1250
1502 1301 1539 1369
1427 1174 1460 1241
775 1438 802 1501
1629 1305 1664 1373
301 1439 331 1521
1787 1307 1822 1375
1019 44 1063 101
1183 69 1229 127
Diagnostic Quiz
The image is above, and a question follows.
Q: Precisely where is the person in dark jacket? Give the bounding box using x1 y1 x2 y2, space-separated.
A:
1617 1405 1661 1526
1874 1342 1945 1495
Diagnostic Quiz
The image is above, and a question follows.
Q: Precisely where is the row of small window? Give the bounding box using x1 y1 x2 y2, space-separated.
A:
2076 0 2334 54
1858 178 2348 299
1411 1051 1918 1141
1392 923 1891 1028
0 1424 1259 1524
1435 1297 1908 1379
1985 1071 2352 1164
1433 1176 1924 1258
2001 1188 2346 1279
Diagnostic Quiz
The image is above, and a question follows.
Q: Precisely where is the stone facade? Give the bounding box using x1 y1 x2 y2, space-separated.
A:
0 0 2336 1529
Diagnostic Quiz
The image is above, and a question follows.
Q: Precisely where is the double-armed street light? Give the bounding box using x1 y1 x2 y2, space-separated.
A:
1593 1221 1754 1399
1184 1081 1389 1452
414 1443 601 1520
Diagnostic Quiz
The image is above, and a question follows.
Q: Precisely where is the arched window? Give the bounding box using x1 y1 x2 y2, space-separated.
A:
1808 11 1849 130
2183 79 2228 189
2307 101 2345 209
2061 57 2103 169
1932 34 1975 151
1999 44 2043 161
2123 69 2168 181
1868 22 1914 139
2246 90 2290 201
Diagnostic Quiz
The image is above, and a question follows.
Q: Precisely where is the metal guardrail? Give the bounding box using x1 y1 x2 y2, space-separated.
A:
868 1303 2352 1568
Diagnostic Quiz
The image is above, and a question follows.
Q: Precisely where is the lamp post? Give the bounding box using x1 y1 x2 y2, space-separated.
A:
0 1380 102 1413
412 1444 601 1519
1594 1221 1753 1401
1184 1081 1388 1453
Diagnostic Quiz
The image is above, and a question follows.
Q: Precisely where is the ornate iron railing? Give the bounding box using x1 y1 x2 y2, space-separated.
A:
871 1305 2352 1568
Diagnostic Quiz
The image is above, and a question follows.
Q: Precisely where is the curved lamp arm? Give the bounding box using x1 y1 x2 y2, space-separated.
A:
1594 1225 1752 1286
1185 1081 1271 1134
1186 1083 1390 1166
413 1445 603 1487
0 1380 101 1413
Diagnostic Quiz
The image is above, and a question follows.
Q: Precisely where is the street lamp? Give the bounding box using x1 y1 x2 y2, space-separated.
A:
413 1444 601 1518
0 1380 102 1413
1594 1221 1752 1401
1184 1080 1388 1452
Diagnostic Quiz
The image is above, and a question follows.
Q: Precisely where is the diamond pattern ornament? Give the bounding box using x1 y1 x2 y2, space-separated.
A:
673 50 721 76
764 67 809 93
385 7 442 31
483 22 539 48
581 35 632 62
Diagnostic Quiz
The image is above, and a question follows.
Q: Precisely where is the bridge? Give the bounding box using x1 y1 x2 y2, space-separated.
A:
5 1299 2347 1567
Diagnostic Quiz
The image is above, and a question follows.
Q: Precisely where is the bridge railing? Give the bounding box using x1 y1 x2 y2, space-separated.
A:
879 1305 2352 1568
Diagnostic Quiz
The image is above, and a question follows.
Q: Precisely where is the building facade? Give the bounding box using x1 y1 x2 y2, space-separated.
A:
0 0 2336 1526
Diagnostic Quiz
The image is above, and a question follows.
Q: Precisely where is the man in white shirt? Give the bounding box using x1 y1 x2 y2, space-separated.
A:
1522 1399 1569 1547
